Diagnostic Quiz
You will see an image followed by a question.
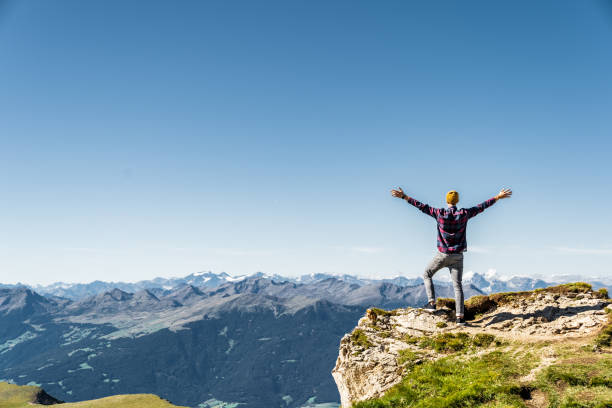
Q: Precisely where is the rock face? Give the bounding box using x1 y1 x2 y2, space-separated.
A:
331 285 611 408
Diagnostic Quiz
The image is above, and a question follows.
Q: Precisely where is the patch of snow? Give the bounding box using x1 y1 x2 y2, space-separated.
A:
37 363 54 371
198 398 244 408
0 331 38 354
68 362 93 373
300 403 340 408
463 270 475 280
225 275 246 282
67 347 94 357
61 327 95 346
225 339 236 354
484 268 511 281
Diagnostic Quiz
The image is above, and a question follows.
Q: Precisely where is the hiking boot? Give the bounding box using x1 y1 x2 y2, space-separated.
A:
456 317 466 326
421 302 436 313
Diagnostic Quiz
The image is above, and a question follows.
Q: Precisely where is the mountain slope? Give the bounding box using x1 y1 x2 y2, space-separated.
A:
0 381 62 407
5 277 437 408
0 381 186 407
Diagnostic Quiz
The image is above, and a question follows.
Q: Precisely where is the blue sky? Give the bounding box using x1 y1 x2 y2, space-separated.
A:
0 0 611 284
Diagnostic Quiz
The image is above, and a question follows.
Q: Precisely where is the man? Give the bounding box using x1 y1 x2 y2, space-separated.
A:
390 187 512 325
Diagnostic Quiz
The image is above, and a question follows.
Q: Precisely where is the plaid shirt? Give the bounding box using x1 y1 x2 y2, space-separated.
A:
406 197 497 253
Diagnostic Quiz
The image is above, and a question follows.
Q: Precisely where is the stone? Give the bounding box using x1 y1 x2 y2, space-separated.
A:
332 290 611 407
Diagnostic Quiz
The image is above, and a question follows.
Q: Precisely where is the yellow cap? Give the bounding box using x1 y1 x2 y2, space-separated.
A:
446 190 459 205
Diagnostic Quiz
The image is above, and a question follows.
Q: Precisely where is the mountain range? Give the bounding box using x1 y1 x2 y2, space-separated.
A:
3 270 610 300
0 271 609 408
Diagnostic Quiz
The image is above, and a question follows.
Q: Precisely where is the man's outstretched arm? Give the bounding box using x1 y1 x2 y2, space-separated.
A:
466 188 512 219
391 187 440 218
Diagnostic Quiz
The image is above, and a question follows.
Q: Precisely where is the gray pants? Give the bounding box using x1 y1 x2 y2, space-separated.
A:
423 252 464 317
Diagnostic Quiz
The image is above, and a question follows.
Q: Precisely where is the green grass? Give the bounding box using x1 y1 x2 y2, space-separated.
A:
543 363 612 387
540 282 593 294
594 307 612 348
0 382 42 408
596 288 609 299
472 333 498 348
356 332 612 408
60 394 188 407
402 334 419 345
436 298 455 310
351 329 374 349
415 333 501 353
535 350 612 408
0 382 186 408
353 351 529 408
367 308 398 318
418 332 471 353
396 350 423 367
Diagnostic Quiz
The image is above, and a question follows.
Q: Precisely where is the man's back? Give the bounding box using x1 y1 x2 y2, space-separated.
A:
404 196 498 253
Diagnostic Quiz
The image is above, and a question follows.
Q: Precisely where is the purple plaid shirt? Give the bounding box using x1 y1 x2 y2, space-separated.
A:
406 197 497 253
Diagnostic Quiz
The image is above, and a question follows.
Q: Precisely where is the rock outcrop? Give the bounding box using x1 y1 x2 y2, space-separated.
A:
331 284 611 407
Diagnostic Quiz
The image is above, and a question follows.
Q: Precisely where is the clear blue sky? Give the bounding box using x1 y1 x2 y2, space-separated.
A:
0 0 610 285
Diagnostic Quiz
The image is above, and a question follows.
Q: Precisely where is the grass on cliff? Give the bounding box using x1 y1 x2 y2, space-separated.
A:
0 382 186 408
354 308 612 408
354 351 531 408
401 332 501 353
535 344 612 408
354 283 612 408
59 394 187 408
355 343 612 408
351 329 374 350
594 307 612 348
0 382 42 408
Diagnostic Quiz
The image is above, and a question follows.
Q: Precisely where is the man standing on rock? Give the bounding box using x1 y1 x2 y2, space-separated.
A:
390 187 512 326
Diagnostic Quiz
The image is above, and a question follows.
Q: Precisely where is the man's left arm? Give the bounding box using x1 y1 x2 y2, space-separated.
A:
467 188 512 219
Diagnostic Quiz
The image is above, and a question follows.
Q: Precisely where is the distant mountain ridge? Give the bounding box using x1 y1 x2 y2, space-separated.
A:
0 274 484 408
0 271 609 408
2 270 609 300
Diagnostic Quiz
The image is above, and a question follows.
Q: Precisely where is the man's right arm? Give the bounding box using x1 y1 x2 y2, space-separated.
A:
391 187 439 218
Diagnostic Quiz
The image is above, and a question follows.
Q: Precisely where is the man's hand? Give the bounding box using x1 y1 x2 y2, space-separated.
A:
496 188 512 200
391 187 407 199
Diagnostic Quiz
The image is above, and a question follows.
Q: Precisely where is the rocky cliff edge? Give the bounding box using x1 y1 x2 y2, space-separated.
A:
332 283 611 408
